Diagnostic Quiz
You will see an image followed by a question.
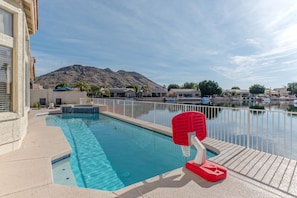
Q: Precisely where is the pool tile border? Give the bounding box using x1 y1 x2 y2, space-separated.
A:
51 154 71 165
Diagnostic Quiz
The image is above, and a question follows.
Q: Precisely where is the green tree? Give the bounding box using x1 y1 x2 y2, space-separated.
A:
141 86 150 97
287 82 297 95
183 82 198 90
74 81 89 92
249 84 265 95
127 85 140 94
55 83 69 89
89 84 100 97
198 80 222 96
230 86 240 96
167 84 180 91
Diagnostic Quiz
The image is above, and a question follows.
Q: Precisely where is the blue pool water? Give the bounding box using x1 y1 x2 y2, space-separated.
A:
47 113 217 191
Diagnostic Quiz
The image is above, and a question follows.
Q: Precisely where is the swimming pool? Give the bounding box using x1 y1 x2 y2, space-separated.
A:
47 113 217 191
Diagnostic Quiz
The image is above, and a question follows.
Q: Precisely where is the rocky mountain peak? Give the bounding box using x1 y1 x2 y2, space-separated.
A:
35 65 162 89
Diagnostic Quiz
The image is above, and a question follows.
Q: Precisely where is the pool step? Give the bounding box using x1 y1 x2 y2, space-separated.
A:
50 116 125 191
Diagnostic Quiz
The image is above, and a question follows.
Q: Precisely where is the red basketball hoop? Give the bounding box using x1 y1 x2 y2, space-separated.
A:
172 111 227 182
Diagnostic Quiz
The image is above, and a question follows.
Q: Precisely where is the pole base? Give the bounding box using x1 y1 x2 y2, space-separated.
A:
186 160 227 182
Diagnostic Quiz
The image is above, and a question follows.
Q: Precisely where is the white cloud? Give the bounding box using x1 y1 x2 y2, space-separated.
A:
31 0 297 89
209 0 297 88
246 38 261 49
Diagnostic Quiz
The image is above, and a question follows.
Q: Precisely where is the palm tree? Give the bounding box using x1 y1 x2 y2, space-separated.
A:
99 84 110 97
74 81 89 92
141 86 150 97
89 84 100 97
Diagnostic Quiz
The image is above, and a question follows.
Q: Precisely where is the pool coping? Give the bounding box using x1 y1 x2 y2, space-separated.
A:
0 108 295 197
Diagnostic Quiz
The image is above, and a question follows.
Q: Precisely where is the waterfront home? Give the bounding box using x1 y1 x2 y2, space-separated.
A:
168 88 200 98
109 87 167 98
222 89 249 99
150 88 167 97
0 0 38 155
272 87 290 97
109 88 136 98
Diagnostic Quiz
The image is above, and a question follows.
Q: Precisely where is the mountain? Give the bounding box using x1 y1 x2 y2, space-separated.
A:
35 65 163 89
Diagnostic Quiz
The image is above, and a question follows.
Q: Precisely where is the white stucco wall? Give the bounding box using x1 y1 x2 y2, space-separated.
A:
0 110 28 154
30 89 88 107
0 1 31 155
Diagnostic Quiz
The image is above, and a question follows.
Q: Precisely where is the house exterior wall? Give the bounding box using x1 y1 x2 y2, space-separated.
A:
0 0 38 155
109 88 136 98
125 90 135 97
30 89 88 107
273 88 289 97
168 89 200 97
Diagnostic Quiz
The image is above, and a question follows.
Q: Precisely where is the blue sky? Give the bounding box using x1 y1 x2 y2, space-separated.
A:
31 0 297 90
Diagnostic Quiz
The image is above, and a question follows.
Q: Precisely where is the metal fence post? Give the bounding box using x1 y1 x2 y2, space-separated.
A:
123 100 126 116
154 102 156 124
247 109 250 148
132 101 134 118
113 100 115 113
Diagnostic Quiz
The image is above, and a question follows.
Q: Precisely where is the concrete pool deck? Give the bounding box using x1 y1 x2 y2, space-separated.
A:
0 109 295 197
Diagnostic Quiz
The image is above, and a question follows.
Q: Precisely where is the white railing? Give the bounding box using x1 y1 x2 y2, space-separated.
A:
92 98 297 160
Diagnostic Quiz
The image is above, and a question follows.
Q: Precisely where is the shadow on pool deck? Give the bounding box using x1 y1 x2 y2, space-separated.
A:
0 108 295 198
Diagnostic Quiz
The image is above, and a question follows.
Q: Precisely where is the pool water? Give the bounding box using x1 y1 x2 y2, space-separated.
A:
47 113 217 191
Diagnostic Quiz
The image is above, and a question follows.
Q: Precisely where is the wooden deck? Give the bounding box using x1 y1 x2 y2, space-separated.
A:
204 138 297 197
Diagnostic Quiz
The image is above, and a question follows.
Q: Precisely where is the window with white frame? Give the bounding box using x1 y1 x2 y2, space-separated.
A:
0 6 13 112
0 7 12 36
0 45 12 112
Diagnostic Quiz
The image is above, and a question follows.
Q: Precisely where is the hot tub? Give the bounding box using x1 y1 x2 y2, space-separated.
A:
61 105 99 114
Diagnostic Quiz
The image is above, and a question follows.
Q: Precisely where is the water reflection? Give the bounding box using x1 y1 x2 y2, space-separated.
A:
249 105 265 115
199 105 222 119
287 105 297 113
123 100 297 160
286 105 297 117
190 101 297 112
